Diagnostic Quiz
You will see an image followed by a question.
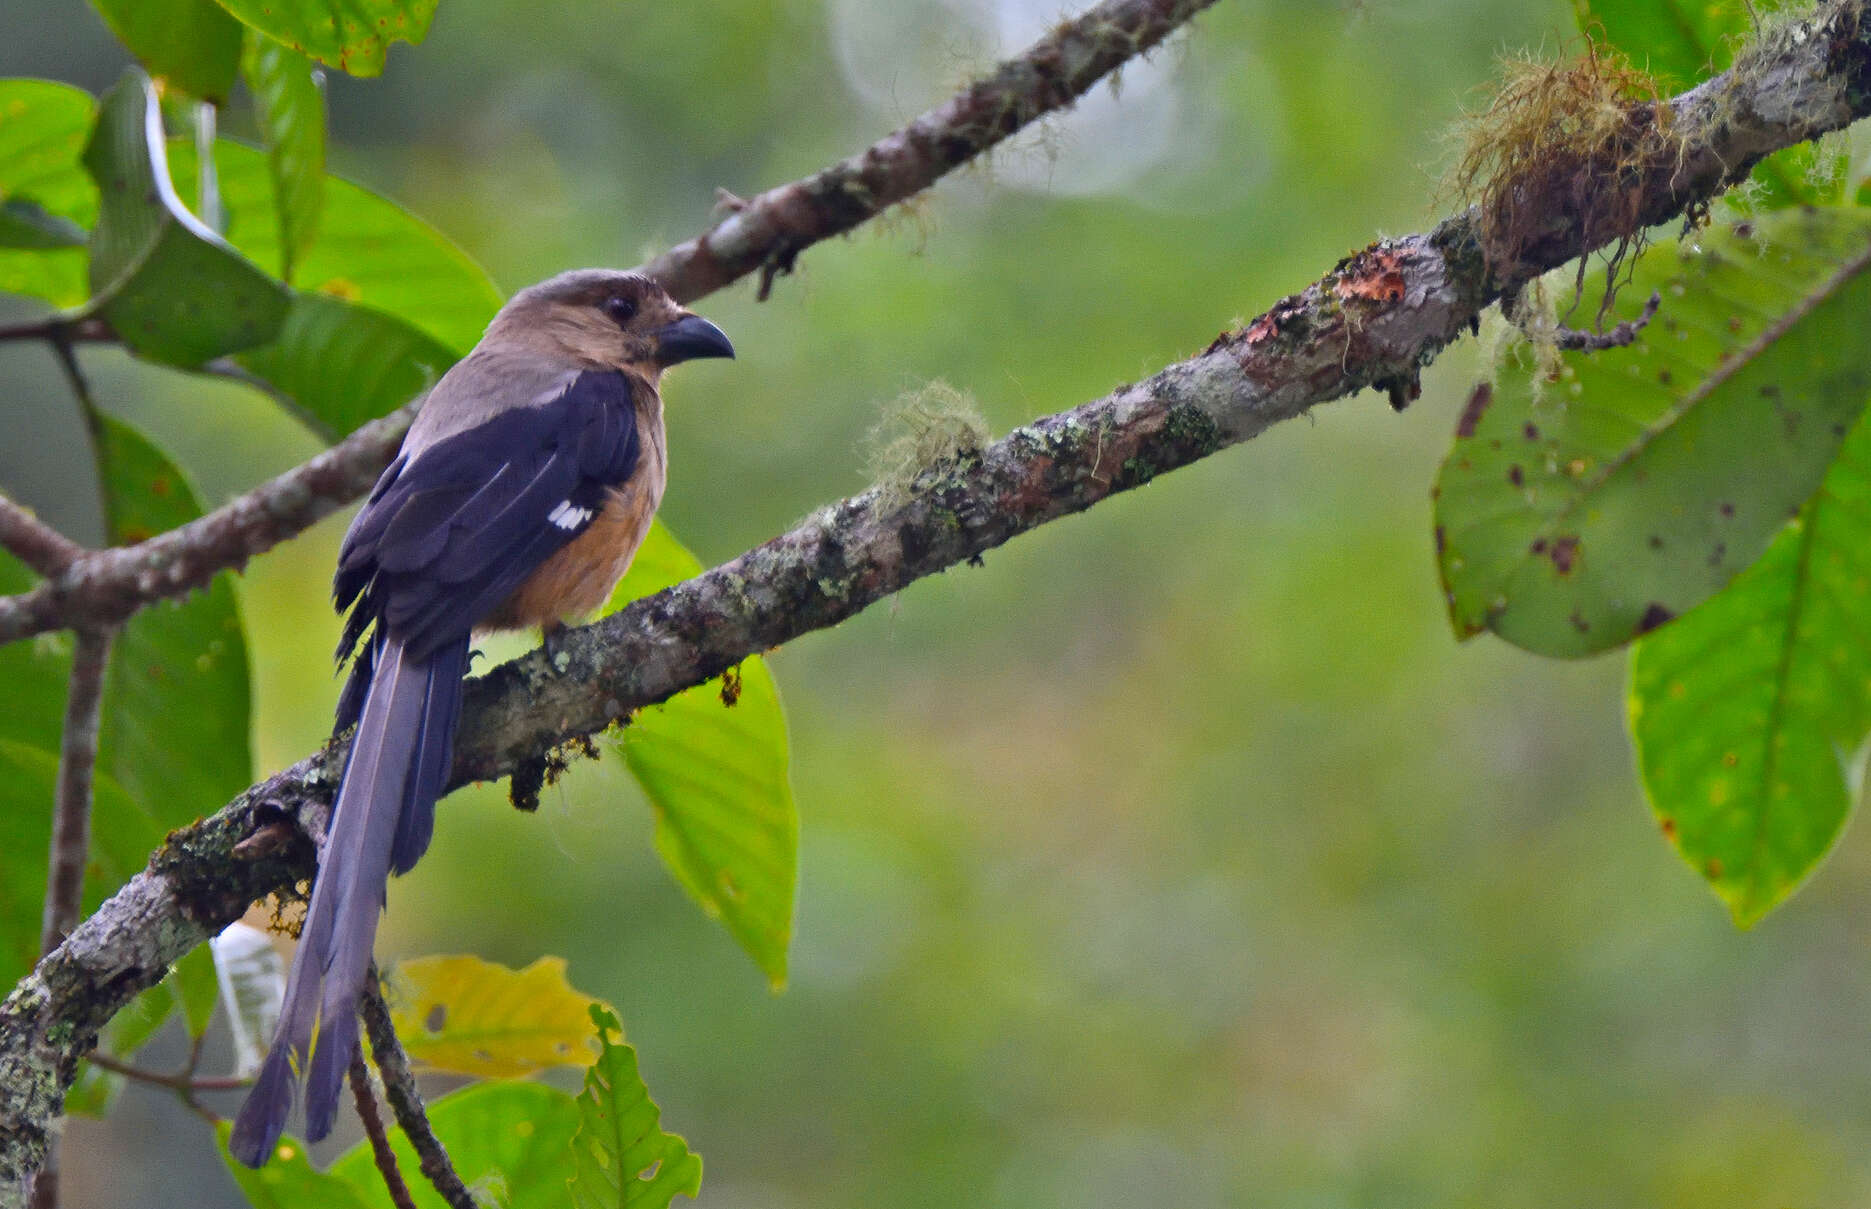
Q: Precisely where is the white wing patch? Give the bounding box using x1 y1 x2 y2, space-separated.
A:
548 500 594 531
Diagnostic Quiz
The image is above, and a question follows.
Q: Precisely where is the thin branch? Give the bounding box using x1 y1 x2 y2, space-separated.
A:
39 627 113 957
1553 290 1663 350
358 978 475 1209
0 497 84 579
83 1052 246 1096
0 316 111 346
348 1051 418 1209
27 625 112 1209
6 1 1871 1196
640 0 1222 304
0 0 1218 645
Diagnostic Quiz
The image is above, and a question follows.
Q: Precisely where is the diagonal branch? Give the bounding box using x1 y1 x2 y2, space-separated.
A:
0 497 84 580
4 0 1871 1195
0 0 1217 646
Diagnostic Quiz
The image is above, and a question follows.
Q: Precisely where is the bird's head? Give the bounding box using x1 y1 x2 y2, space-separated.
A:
493 268 734 381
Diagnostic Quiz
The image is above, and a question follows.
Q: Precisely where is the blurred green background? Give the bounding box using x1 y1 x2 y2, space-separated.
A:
8 1 1871 1206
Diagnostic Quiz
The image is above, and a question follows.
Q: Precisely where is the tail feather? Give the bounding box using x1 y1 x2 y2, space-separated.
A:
229 635 468 1166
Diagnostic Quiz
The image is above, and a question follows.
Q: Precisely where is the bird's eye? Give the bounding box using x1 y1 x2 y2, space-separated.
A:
602 295 638 326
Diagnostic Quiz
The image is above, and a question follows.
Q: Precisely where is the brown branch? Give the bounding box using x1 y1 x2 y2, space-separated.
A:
0 0 1215 647
0 316 111 346
27 624 113 1209
0 497 84 580
1553 290 1662 350
6 0 1871 1196
348 1050 418 1209
82 1051 247 1098
641 0 1221 303
39 627 113 956
358 978 475 1209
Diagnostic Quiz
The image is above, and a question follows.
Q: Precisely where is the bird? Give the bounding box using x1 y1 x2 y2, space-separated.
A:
228 269 733 1167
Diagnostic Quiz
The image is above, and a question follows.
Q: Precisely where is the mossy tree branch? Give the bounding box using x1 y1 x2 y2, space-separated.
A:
5 0 1871 1199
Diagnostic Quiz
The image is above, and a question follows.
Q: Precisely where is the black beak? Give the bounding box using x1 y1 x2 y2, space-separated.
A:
654 313 734 364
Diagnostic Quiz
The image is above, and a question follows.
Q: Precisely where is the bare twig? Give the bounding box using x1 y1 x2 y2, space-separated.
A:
1553 290 1663 350
39 627 113 956
0 497 84 579
0 316 111 346
358 978 475 1209
0 0 1218 645
28 624 113 1209
349 1050 418 1209
6 1 1871 1197
641 0 1220 304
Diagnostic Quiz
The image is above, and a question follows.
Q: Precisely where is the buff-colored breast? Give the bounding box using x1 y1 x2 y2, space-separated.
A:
481 399 666 632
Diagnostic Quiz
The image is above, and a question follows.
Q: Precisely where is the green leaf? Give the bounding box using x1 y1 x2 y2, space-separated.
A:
1630 405 1871 924
1436 207 1871 657
0 198 86 248
168 136 499 354
218 1121 378 1209
1572 0 1826 205
234 291 456 438
0 740 162 991
0 79 97 306
241 38 324 282
210 0 437 78
603 524 797 987
388 954 604 1078
568 1005 702 1209
325 1082 584 1209
95 416 253 826
88 0 243 102
83 70 290 368
172 941 220 1036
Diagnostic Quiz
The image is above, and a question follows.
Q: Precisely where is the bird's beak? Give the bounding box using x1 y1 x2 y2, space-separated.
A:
654 313 734 364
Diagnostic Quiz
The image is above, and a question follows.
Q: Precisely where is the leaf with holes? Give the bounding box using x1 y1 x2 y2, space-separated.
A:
568 1005 702 1209
388 955 605 1078
242 38 325 282
1630 403 1871 925
0 79 97 306
84 70 289 367
88 0 243 102
603 523 797 988
210 0 437 78
326 1082 583 1209
1436 208 1871 657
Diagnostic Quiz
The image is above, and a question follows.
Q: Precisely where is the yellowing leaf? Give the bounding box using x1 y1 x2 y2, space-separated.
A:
388 955 606 1078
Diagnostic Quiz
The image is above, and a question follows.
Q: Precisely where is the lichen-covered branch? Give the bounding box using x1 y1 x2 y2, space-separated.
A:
640 0 1221 302
358 980 475 1209
0 0 1216 647
5 1 1871 1197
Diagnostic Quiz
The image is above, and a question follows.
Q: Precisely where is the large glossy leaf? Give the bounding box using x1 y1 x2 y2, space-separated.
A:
88 0 243 102
388 955 604 1078
1573 0 1826 205
234 291 456 438
167 136 498 354
0 740 162 991
325 1082 583 1209
241 38 325 282
84 71 290 367
604 524 797 988
568 1005 702 1209
1630 404 1871 924
95 416 253 826
211 0 437 78
0 79 97 306
1436 208 1871 657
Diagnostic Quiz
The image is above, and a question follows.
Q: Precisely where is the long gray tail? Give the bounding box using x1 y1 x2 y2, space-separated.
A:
228 634 467 1167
